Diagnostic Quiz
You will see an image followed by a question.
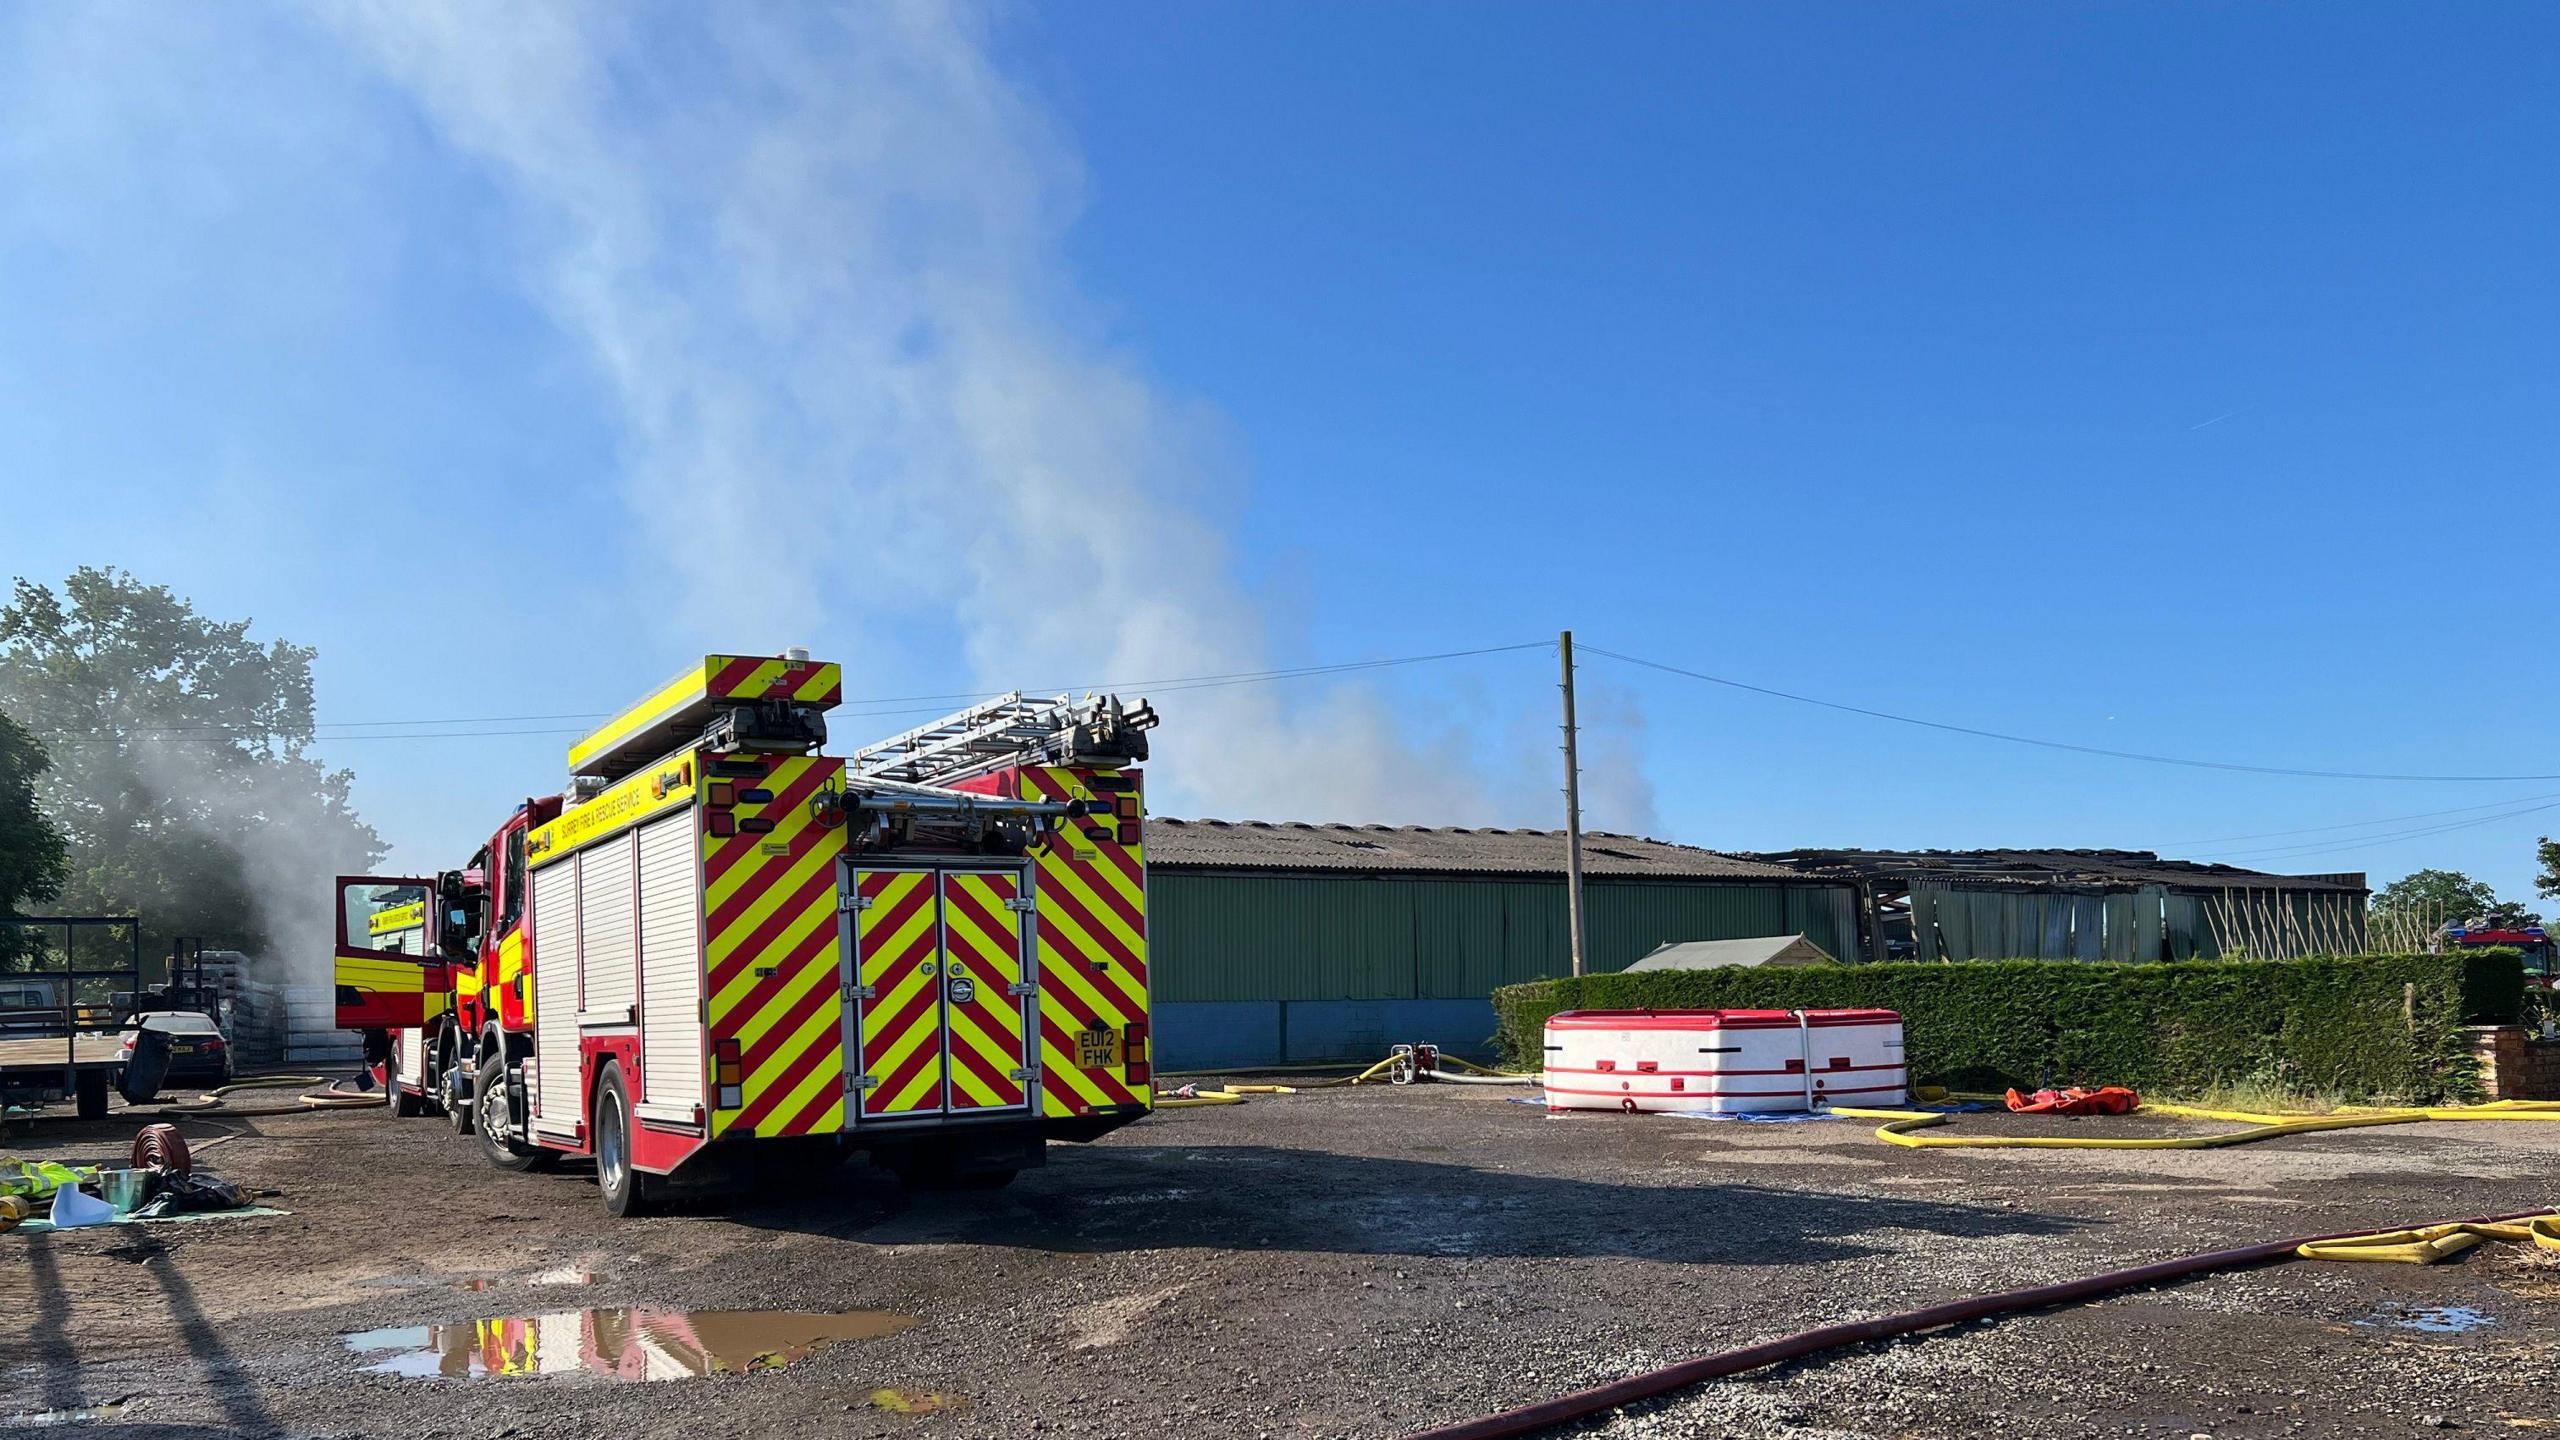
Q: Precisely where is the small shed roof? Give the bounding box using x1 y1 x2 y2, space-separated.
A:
1148 821 1817 882
1626 935 1838 971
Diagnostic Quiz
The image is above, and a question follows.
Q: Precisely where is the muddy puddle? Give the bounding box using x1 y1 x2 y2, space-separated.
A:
345 1308 915 1381
2354 1302 2494 1334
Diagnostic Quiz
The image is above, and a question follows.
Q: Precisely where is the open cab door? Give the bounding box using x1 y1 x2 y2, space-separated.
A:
335 874 446 1030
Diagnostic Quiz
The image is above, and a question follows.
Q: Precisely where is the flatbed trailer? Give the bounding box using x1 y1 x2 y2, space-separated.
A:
0 915 144 1119
0 1034 124 1117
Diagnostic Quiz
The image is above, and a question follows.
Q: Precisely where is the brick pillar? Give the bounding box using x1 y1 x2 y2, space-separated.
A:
2520 1035 2560 1101
2468 1025 2529 1101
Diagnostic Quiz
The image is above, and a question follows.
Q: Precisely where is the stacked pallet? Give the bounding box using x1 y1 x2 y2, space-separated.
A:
207 954 364 1068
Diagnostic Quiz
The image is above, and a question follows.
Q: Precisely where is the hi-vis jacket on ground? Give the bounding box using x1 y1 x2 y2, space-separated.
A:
333 653 1158 1214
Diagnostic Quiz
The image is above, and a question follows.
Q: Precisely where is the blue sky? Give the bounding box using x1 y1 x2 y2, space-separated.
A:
4 3 2555 906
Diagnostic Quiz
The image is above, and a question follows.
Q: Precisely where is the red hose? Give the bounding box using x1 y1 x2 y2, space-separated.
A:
1403 1209 2550 1440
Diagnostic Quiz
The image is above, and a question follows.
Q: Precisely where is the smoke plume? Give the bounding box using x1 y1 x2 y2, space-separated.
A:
318 1 1655 831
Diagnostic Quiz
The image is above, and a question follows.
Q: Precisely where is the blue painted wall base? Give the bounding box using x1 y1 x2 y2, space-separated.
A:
1156 999 1498 1071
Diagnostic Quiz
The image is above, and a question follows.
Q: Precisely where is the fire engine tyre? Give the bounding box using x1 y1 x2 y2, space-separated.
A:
592 1064 659 1218
474 1048 553 1173
443 1031 473 1135
75 1068 109 1121
383 1035 420 1119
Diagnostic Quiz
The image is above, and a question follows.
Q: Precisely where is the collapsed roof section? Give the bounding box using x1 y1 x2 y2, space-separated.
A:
1746 848 2367 897
1149 820 1819 883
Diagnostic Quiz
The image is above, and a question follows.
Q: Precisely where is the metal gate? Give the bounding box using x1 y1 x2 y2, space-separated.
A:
845 864 1033 1121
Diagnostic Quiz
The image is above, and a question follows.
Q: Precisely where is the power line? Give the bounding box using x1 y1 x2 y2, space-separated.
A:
321 711 613 729
1584 645 2560 784
2166 792 2560 847
29 641 1552 745
2196 799 2560 864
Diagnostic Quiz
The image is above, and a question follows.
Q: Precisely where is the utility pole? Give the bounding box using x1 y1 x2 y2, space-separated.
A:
1559 629 1588 977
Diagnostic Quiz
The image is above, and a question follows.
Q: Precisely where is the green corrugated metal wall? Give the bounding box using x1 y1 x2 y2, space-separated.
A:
1151 872 1862 1003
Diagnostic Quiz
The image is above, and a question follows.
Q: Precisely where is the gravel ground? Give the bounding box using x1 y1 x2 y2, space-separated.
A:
4 1081 2557 1438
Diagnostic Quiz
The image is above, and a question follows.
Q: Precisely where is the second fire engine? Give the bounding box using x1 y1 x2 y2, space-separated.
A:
334 652 1157 1214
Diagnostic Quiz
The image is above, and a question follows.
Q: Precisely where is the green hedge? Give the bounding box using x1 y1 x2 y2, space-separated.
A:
1491 950 2523 1105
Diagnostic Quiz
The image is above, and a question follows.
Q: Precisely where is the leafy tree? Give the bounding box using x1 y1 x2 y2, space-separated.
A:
0 710 70 966
0 568 384 968
2372 867 2540 931
2538 837 2560 905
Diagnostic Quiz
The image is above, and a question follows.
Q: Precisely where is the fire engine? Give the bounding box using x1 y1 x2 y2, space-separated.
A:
333 652 1157 1214
2441 922 2560 988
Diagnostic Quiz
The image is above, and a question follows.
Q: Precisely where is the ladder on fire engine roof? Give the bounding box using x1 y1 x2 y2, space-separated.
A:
847 691 1155 788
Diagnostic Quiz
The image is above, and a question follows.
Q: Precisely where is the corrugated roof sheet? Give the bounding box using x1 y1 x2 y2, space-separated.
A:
1148 819 1818 882
1745 848 2368 895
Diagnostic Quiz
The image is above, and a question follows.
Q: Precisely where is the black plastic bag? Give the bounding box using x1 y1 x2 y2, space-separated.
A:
131 1169 245 1218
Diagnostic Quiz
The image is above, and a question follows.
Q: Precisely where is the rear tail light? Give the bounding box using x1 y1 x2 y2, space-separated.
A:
203 1037 225 1051
707 810 737 838
1114 796 1140 820
715 1038 744 1110
1123 1020 1150 1088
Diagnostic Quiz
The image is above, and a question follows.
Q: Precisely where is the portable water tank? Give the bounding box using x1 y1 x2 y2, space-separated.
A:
1542 1008 1906 1114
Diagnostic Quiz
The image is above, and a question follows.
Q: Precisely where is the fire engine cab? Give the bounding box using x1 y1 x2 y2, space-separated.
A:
2443 923 2559 989
334 652 1157 1214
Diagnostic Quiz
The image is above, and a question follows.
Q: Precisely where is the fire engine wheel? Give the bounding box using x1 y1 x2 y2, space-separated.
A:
592 1063 660 1218
382 1035 420 1119
474 1048 553 1173
443 1033 473 1135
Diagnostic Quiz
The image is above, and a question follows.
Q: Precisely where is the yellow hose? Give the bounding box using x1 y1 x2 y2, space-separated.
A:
1159 1054 1401 1091
1833 1097 2560 1150
1436 1055 1537 1079
157 1074 385 1116
2298 1213 2560 1263
1151 1049 1532 1109
1339 1055 1403 1087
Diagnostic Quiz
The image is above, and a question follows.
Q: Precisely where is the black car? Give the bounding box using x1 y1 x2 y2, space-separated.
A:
117 1010 235 1094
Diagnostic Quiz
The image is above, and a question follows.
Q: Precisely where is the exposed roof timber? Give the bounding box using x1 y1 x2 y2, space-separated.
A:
1745 848 2368 896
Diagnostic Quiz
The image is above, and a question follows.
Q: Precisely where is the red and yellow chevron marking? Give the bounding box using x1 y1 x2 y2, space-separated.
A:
704 753 849 1138
1015 767 1150 1118
940 871 1030 1111
704 653 843 708
856 869 945 1117
569 655 842 778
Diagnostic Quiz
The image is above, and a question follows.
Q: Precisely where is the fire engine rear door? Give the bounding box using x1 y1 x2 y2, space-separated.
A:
333 873 444 1030
847 864 1033 1120
937 870 1032 1114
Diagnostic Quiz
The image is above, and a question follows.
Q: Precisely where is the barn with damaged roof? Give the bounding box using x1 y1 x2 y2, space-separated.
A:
1143 819 1860 1069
